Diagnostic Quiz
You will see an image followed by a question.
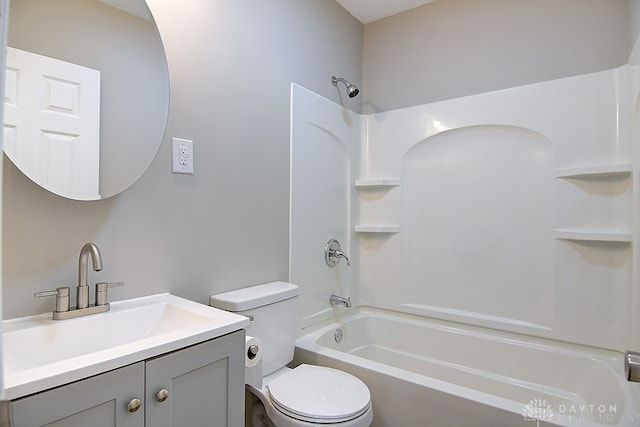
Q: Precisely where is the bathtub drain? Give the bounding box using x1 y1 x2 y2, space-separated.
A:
334 328 343 343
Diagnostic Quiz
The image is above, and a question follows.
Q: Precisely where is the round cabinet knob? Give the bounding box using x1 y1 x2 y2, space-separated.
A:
128 398 142 413
156 389 169 403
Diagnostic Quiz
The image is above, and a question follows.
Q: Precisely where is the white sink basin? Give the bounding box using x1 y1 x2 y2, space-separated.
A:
3 293 249 400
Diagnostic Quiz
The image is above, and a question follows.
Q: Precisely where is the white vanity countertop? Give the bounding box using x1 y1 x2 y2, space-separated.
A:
3 293 249 400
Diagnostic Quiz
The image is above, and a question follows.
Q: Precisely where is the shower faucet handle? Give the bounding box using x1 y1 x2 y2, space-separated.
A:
325 239 351 267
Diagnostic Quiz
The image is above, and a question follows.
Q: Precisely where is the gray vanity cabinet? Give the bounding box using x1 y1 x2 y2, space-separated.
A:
10 330 245 427
145 330 245 427
11 362 145 427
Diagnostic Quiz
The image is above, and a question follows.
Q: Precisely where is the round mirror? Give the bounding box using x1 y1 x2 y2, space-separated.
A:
5 0 169 200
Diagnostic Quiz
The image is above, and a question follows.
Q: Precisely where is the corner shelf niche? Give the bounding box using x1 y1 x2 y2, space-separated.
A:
354 178 400 188
554 163 632 178
553 163 633 244
554 228 632 243
354 177 401 234
355 224 400 233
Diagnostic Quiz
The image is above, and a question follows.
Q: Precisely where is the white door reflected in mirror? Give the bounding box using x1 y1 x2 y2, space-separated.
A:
5 47 101 200
6 0 169 201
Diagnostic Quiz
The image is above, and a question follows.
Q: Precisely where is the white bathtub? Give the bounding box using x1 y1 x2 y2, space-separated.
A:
294 307 640 427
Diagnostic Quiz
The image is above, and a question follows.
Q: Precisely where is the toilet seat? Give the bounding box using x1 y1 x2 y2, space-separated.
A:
267 364 371 424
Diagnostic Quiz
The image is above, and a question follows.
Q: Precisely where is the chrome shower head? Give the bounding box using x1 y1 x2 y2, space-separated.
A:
331 76 359 98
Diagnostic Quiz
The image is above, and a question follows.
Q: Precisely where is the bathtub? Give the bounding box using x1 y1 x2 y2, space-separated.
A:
293 307 640 427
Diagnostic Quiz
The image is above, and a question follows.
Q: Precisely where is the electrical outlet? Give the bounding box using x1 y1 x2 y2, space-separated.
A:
172 138 194 174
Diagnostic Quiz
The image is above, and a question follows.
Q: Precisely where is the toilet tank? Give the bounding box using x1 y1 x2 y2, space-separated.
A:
210 282 299 376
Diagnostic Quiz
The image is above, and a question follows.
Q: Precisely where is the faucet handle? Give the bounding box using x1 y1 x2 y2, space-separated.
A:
34 287 70 313
95 281 125 306
325 239 351 267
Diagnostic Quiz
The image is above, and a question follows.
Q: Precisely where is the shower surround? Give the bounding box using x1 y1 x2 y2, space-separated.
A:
290 63 640 355
289 65 640 425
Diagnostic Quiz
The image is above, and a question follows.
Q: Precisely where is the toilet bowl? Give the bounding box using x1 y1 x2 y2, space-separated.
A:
249 365 373 427
251 399 273 427
210 282 373 427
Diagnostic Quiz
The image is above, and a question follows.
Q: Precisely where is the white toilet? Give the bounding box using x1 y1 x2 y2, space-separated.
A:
210 282 373 427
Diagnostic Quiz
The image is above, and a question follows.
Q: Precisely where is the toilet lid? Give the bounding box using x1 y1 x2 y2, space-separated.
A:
268 364 371 424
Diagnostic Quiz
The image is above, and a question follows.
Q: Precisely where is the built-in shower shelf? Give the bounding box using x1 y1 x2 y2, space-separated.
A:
554 163 632 178
354 178 400 188
355 224 400 233
554 228 632 243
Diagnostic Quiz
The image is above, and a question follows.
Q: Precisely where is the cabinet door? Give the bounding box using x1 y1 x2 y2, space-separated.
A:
145 330 245 427
11 362 144 427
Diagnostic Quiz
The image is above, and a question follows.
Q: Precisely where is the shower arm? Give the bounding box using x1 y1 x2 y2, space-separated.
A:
331 75 359 98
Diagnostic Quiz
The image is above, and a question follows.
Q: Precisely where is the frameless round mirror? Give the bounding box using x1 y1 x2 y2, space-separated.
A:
5 0 169 200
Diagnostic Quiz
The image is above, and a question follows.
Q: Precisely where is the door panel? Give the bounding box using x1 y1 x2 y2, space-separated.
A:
11 362 144 427
145 331 245 427
4 47 100 199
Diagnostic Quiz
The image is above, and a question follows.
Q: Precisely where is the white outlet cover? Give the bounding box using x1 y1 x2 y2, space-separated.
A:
172 137 194 174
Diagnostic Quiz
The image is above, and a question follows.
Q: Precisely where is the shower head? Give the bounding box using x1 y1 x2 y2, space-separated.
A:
331 76 359 98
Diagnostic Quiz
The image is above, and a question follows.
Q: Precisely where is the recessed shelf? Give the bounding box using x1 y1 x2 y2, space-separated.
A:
554 228 632 243
354 178 400 188
355 224 400 233
554 164 632 178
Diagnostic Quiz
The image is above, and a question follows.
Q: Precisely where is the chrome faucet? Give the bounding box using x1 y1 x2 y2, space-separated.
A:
77 242 103 309
325 239 351 267
330 294 352 308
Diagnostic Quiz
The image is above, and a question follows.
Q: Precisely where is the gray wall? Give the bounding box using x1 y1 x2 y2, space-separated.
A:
362 0 633 113
5 0 634 319
2 0 362 319
631 0 640 51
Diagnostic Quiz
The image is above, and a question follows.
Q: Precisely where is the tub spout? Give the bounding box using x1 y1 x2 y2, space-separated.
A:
330 294 352 308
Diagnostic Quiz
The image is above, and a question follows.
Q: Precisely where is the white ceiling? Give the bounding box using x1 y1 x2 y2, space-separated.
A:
96 0 152 21
101 0 431 26
336 0 438 24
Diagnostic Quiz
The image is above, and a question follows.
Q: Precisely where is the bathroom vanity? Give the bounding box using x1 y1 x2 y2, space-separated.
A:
3 294 249 427
11 332 244 426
